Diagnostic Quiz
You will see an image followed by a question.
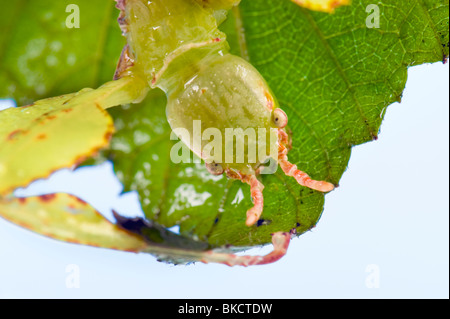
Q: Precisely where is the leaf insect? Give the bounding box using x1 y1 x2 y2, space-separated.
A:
0 0 349 267
115 0 335 227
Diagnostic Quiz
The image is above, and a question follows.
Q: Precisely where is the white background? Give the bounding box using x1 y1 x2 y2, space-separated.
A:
0 62 448 299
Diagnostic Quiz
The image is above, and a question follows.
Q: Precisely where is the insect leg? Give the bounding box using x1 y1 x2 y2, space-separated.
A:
278 132 335 192
243 174 265 227
200 231 290 266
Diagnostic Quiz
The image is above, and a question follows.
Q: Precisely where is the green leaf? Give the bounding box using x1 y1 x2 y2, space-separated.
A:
106 0 449 248
0 0 448 259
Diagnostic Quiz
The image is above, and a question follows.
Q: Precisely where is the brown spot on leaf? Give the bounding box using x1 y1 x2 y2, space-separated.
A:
104 131 113 142
74 196 87 206
38 194 57 202
36 133 47 140
331 0 343 10
7 129 25 140
122 248 140 253
65 238 81 245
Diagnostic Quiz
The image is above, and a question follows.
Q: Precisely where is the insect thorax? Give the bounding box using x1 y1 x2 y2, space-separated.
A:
122 0 280 174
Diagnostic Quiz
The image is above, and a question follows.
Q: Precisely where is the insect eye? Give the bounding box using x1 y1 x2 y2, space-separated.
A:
272 108 288 128
205 162 224 175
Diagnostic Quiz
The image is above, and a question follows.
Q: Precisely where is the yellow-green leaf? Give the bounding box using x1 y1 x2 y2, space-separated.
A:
0 76 148 196
0 91 113 196
0 193 148 252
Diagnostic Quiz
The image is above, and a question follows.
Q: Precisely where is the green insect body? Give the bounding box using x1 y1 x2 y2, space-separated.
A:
116 0 335 227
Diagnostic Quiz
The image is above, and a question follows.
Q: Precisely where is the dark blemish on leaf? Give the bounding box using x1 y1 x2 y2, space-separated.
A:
7 129 24 140
74 196 87 206
113 210 152 233
38 194 57 202
257 219 272 227
214 217 219 224
38 114 57 125
104 131 113 142
300 200 304 204
296 222 301 227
